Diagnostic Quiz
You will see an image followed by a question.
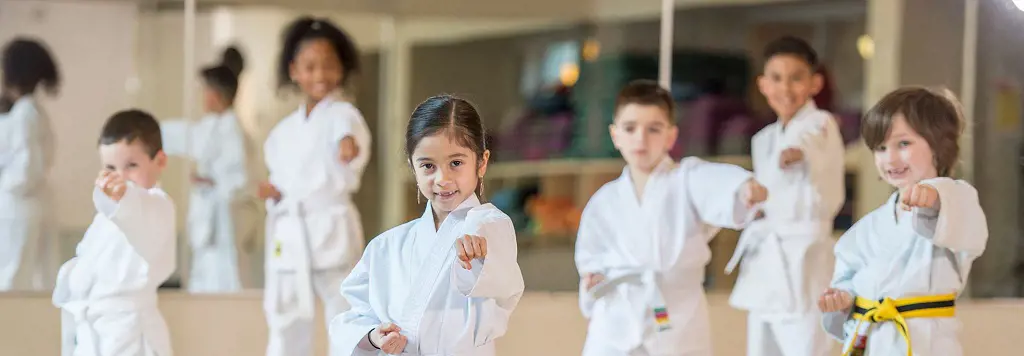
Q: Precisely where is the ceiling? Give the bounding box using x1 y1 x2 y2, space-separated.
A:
130 0 827 19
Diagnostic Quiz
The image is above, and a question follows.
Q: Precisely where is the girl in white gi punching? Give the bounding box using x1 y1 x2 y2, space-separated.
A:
819 87 988 356
259 17 372 356
330 95 525 356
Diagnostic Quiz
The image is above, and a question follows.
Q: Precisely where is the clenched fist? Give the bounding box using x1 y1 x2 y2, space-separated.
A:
456 234 488 270
339 136 359 163
370 323 407 354
779 147 804 168
96 171 128 202
818 288 853 313
740 179 769 208
899 184 940 211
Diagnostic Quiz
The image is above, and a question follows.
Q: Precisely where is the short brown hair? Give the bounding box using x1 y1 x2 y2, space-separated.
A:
98 109 163 158
862 86 964 177
614 79 675 121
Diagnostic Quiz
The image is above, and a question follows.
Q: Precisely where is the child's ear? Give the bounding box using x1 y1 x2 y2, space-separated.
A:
666 124 679 151
756 74 769 96
154 150 168 169
477 150 491 178
608 123 620 149
811 72 824 96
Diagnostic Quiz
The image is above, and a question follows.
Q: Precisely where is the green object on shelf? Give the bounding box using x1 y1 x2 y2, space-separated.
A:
568 54 658 159
565 51 751 159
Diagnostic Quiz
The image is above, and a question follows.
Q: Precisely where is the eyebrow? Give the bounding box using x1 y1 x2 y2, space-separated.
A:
415 152 469 162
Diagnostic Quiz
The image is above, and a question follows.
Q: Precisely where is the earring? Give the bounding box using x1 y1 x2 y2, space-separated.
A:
478 178 485 198
416 188 422 205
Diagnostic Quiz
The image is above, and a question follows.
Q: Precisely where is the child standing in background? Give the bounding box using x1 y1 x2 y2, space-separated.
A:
0 37 60 292
576 80 768 356
161 46 251 293
258 16 372 356
726 36 846 356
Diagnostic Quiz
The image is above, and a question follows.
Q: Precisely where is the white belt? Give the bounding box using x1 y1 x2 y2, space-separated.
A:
59 294 158 356
589 268 674 349
268 194 352 217
725 220 830 274
265 193 351 327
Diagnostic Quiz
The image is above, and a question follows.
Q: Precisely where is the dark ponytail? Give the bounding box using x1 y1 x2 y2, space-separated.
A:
200 46 245 104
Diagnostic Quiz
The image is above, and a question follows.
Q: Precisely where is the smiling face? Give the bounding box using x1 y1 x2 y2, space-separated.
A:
872 114 938 191
758 54 822 122
289 38 343 104
410 132 490 222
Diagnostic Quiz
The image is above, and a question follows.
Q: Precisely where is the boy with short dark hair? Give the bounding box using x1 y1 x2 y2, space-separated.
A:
53 109 176 356
576 79 768 355
726 35 846 356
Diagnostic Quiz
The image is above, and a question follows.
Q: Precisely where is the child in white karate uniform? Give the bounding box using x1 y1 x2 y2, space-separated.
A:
575 80 768 356
161 46 250 293
331 95 524 356
726 36 845 356
53 109 176 356
0 37 60 291
819 87 987 356
258 16 372 356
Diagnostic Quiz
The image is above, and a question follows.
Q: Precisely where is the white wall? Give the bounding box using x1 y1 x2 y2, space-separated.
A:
0 0 138 238
971 0 1024 298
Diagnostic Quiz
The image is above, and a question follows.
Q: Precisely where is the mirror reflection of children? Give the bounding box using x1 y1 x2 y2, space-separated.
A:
160 46 249 294
259 17 371 356
0 37 60 292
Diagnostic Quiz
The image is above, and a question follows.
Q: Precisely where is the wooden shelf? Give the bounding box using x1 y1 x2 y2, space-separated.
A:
402 148 861 183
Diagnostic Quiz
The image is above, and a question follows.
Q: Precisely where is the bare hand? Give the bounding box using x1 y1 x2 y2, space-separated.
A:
900 184 940 211
456 234 488 270
257 181 282 201
779 147 804 168
339 136 359 163
371 323 406 354
190 173 214 186
754 210 766 220
740 179 769 208
96 171 127 202
583 273 605 291
818 288 853 313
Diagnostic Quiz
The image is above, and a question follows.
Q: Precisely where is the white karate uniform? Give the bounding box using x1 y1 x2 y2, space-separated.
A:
161 110 250 293
330 195 525 356
725 101 845 356
576 157 760 356
263 95 372 356
52 184 176 356
0 96 57 291
822 178 987 355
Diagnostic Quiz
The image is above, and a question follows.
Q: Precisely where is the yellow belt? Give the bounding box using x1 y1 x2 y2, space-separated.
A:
842 294 956 356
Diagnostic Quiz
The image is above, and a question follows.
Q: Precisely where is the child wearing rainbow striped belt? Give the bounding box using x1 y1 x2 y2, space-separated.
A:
575 80 768 356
